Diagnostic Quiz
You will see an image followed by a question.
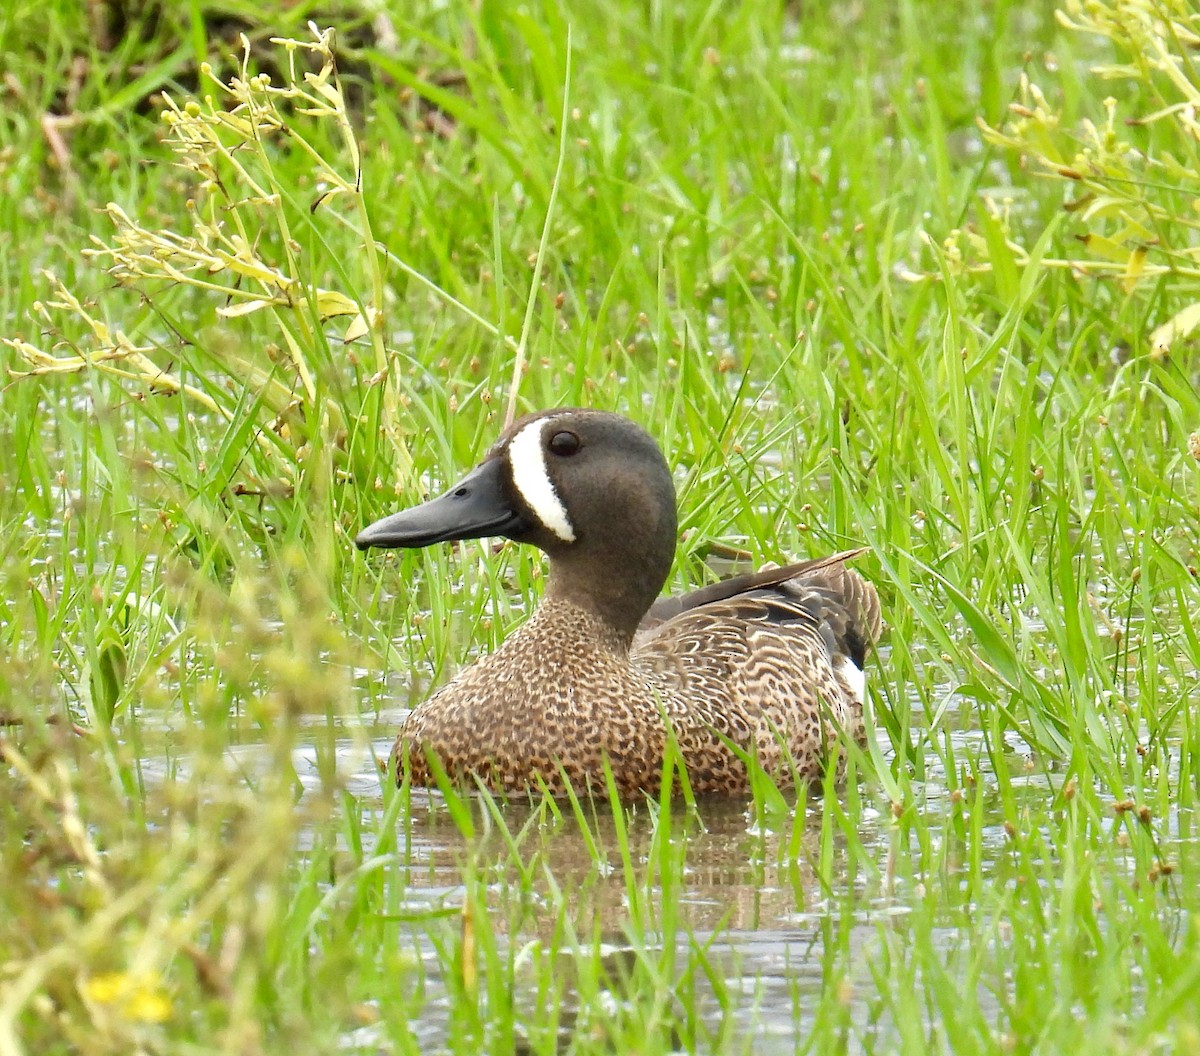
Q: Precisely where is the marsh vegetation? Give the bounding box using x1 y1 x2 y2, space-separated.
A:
2 1 1199 1052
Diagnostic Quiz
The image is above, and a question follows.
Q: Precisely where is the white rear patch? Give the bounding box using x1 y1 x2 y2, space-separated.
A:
838 656 866 704
508 420 576 542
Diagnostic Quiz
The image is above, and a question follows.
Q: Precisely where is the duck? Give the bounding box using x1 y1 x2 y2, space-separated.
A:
356 408 882 797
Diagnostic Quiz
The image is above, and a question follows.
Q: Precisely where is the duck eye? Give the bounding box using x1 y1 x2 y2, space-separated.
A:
548 430 580 456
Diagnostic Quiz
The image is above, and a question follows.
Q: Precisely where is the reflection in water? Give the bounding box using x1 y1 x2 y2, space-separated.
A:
186 708 1196 1053
299 726 950 1050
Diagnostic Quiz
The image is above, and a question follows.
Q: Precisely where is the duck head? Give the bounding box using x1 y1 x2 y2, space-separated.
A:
356 409 679 638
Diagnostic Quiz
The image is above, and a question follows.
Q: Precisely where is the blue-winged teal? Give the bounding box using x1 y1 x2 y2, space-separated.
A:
357 408 881 796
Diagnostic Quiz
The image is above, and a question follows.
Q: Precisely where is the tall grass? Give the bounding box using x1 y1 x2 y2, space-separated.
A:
2 1 1199 1053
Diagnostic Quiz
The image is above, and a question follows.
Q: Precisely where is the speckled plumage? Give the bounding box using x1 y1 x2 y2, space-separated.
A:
357 409 882 797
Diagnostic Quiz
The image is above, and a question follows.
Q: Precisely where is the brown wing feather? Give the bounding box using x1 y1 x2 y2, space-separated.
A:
640 548 869 631
627 551 881 786
778 559 883 667
637 548 879 659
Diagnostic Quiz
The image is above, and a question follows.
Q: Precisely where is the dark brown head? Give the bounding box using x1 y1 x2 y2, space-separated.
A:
356 409 679 638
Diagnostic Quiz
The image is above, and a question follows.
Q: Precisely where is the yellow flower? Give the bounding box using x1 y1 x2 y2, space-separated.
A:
82 972 172 1024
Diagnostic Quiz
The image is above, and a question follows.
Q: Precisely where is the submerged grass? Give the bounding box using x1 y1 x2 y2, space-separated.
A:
2 0 1200 1053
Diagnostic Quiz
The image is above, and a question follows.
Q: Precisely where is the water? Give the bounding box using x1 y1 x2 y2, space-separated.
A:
21 573 1193 1054
225 677 1192 1054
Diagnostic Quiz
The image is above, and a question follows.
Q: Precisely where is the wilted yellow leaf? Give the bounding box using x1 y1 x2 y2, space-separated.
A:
315 289 360 319
216 298 282 318
1121 245 1147 293
1149 302 1200 357
342 313 369 343
213 249 294 289
307 78 344 109
1076 233 1135 264
342 306 382 342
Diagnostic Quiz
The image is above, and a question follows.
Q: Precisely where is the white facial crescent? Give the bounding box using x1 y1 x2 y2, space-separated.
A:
507 419 576 542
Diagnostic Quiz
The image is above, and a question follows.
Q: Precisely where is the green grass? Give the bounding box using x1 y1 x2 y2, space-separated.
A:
3 0 1200 1053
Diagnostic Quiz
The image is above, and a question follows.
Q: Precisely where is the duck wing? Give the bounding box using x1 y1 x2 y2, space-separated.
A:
636 548 880 664
626 550 881 787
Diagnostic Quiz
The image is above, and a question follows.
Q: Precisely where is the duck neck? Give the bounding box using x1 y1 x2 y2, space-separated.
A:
544 535 674 645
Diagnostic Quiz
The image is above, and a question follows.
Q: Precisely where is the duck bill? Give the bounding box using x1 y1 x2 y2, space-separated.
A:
355 457 528 551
